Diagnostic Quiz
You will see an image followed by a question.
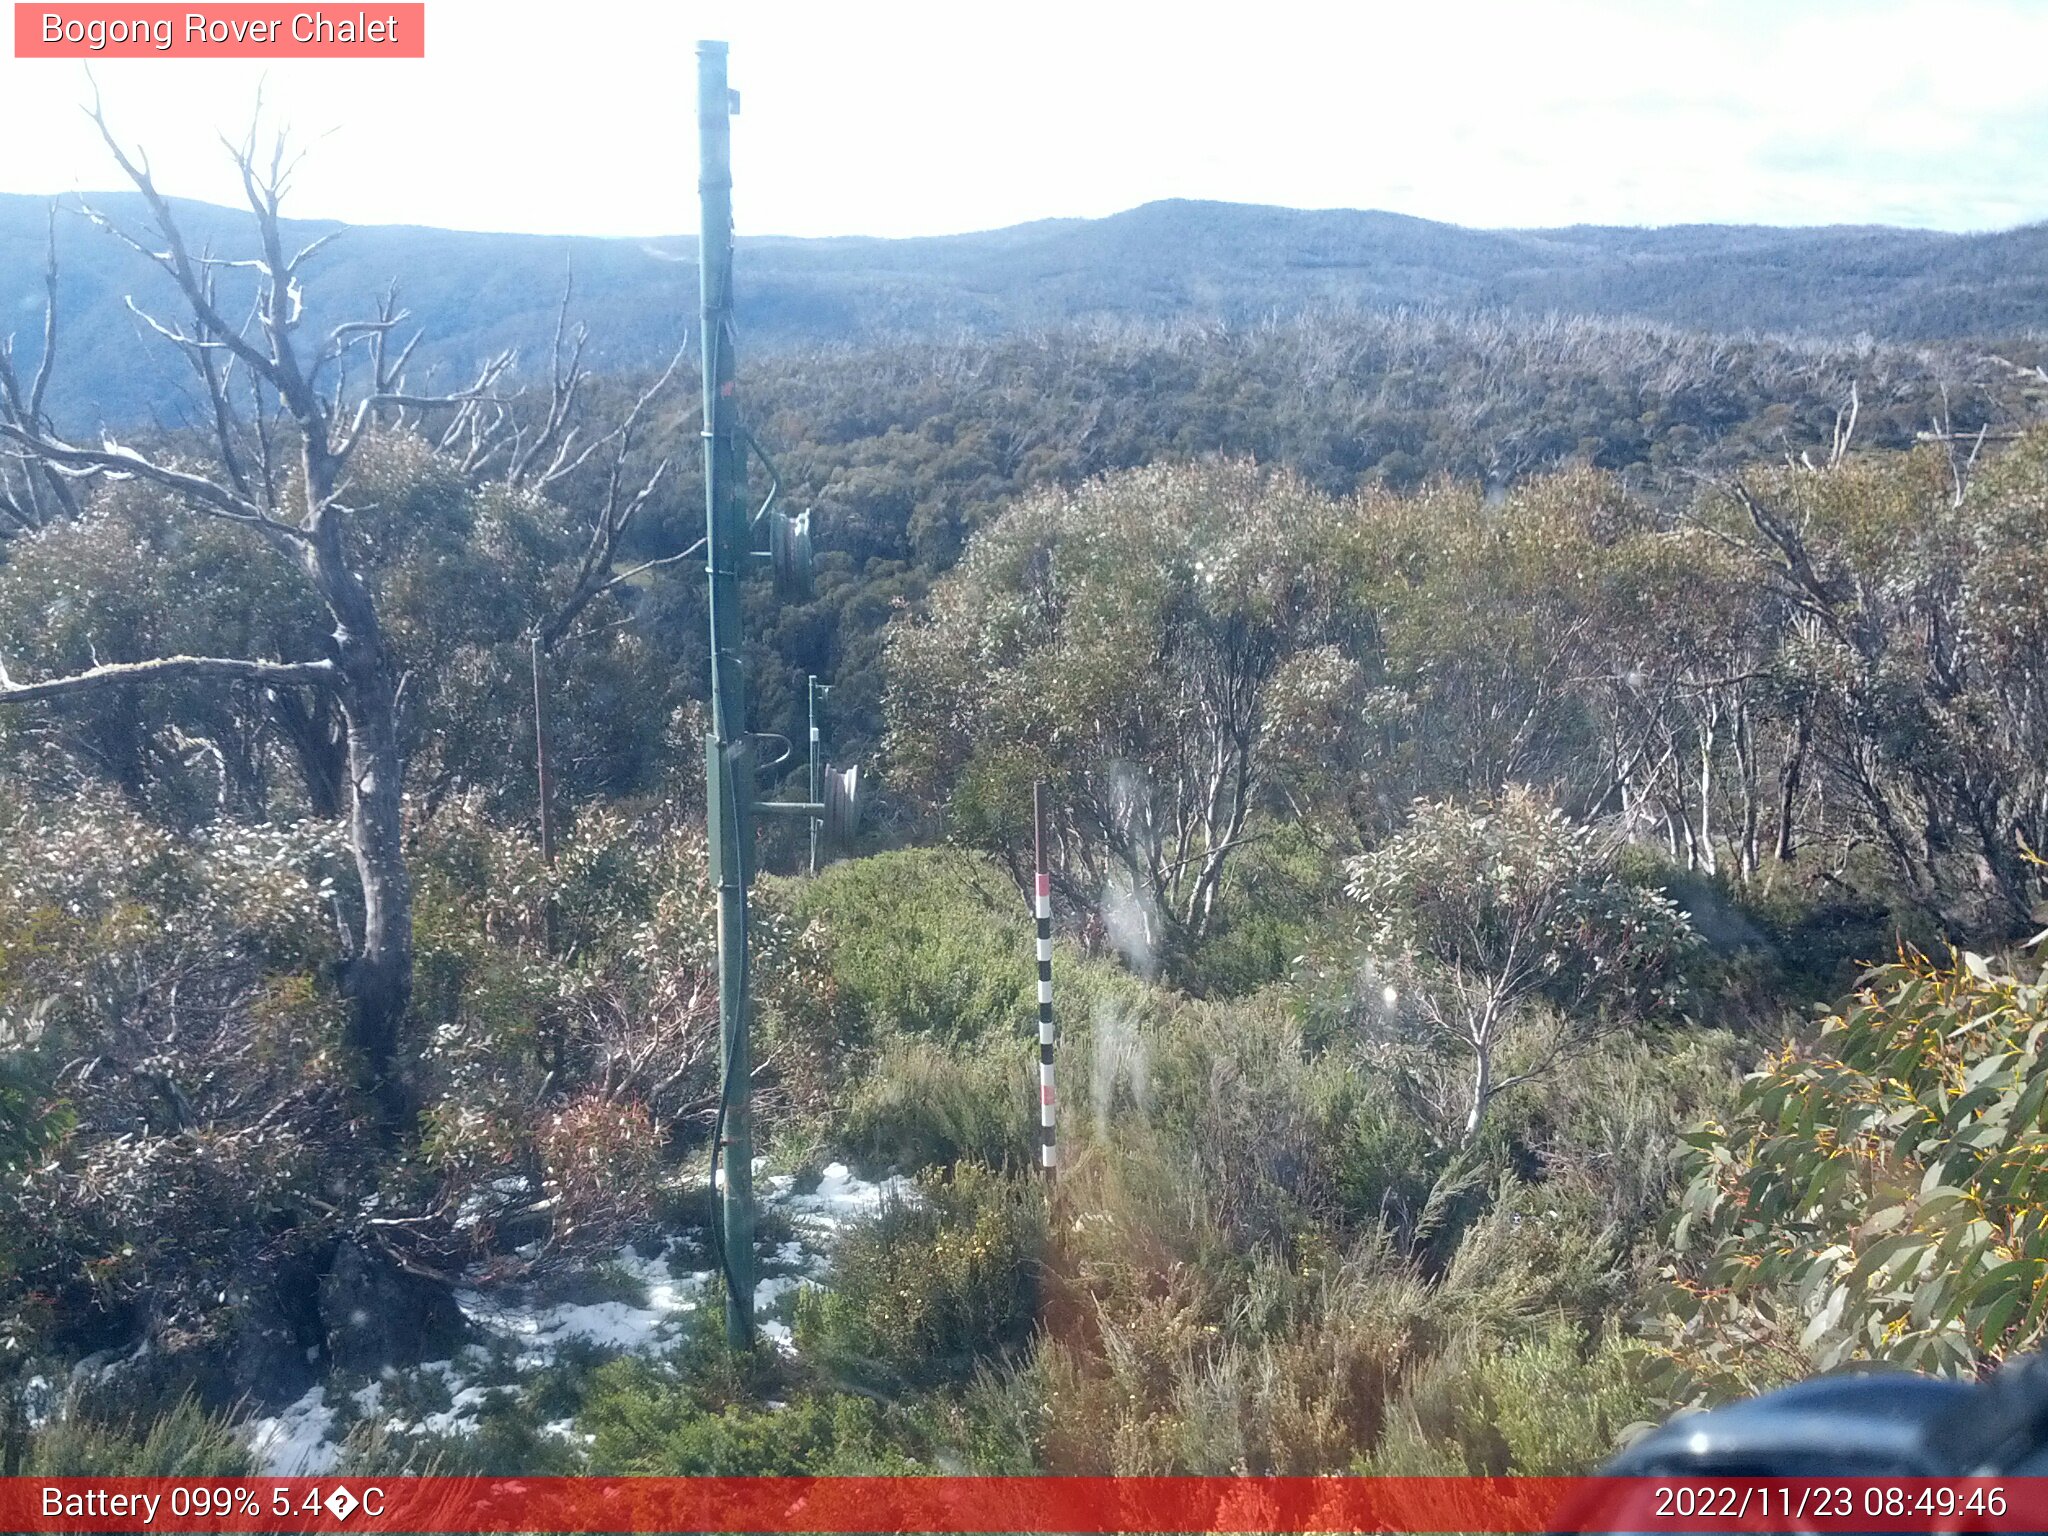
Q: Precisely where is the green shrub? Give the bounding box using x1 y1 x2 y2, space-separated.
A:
796 1166 1047 1392
29 1395 252 1476
535 1259 651 1311
1636 851 1918 1022
786 849 1034 1044
1330 1091 1444 1245
1656 947 2048 1393
576 1333 930 1475
1178 823 1339 999
841 1036 1033 1175
588 1391 921 1475
1145 1257 1437 1474
1481 1029 1742 1277
1365 1325 1654 1475
1479 1329 1656 1474
961 1243 1438 1475
1143 991 1342 1252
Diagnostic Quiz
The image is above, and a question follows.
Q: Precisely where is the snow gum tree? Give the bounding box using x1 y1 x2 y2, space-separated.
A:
1344 787 1696 1145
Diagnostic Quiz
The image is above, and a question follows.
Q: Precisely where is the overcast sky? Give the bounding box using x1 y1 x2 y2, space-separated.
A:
4 0 2044 238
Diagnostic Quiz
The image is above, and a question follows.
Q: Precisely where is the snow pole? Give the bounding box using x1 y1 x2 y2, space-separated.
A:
1034 782 1057 1176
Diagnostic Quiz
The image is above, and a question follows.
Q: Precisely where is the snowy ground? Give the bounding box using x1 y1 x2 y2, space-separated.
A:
454 1240 718 1370
247 1161 912 1473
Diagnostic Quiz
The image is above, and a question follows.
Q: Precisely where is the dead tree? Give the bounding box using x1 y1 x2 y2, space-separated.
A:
0 107 516 1129
514 323 689 657
0 206 82 536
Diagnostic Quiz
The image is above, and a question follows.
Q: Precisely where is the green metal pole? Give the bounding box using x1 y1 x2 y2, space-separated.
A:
698 37 754 1348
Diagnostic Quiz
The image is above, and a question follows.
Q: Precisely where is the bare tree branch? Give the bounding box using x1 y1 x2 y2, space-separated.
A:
535 352 686 650
0 418 306 543
27 202 61 431
0 205 83 525
505 276 587 487
1827 380 1859 470
78 107 290 407
0 652 335 704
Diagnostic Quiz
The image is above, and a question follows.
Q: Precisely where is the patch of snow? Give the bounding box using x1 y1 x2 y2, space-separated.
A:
401 1383 493 1438
71 1339 150 1388
778 1161 914 1245
244 1161 899 1468
456 1241 713 1369
248 1386 338 1474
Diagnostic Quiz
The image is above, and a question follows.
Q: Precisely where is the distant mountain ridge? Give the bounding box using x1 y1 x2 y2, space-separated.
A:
4 192 2044 423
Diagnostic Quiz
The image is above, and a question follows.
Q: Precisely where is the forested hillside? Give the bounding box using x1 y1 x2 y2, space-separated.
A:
608 310 2048 774
5 190 2048 420
5 158 2048 1481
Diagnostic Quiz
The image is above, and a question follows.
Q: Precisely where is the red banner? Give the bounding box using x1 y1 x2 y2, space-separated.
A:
1 1475 2043 1533
13 4 424 57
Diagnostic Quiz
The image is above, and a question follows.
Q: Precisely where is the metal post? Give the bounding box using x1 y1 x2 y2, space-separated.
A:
531 636 555 868
1034 782 1057 1176
698 38 754 1347
531 635 557 959
807 675 822 877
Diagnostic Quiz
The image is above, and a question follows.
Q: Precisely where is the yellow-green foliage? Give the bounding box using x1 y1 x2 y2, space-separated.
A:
586 1388 921 1476
28 1396 252 1477
1366 1326 1657 1475
1658 947 2048 1394
796 1166 1046 1392
841 1035 1034 1174
575 1319 932 1475
788 848 1036 1045
790 846 1144 1176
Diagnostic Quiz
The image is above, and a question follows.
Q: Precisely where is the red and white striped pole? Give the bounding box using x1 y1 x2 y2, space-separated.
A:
1033 781 1056 1176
